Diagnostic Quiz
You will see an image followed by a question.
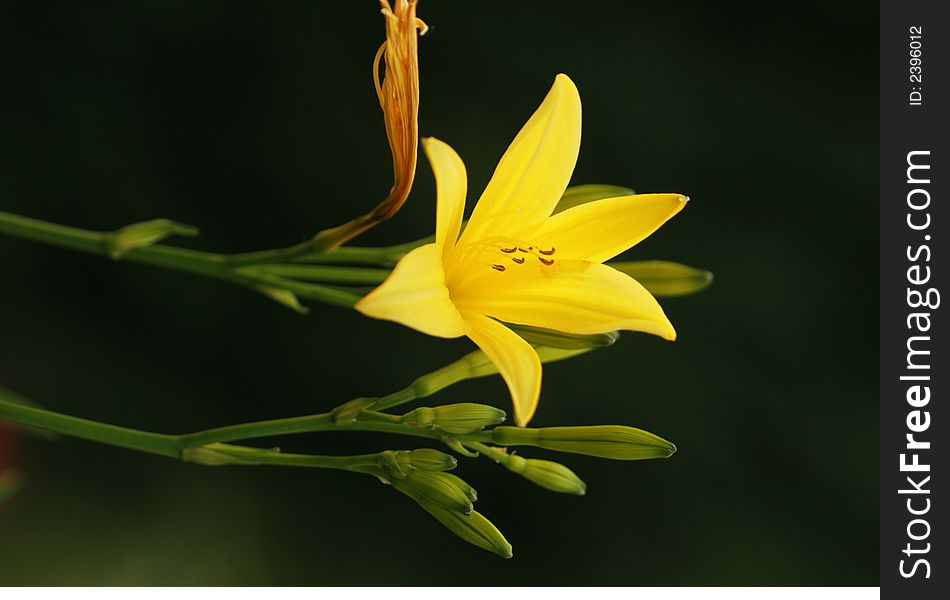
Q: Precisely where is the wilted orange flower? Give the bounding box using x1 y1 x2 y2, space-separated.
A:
375 0 427 221
315 0 427 250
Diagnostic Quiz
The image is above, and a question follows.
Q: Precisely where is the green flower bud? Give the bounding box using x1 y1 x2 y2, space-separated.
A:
400 403 506 434
608 260 713 298
438 471 478 503
491 425 676 461
407 448 457 471
402 470 475 514
418 502 513 559
553 184 635 215
508 324 619 350
505 455 586 495
105 218 199 259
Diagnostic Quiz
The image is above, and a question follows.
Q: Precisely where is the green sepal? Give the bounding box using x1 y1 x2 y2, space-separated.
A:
105 218 199 259
255 286 309 314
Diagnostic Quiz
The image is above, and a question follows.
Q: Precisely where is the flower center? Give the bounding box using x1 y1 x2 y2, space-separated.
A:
490 245 556 272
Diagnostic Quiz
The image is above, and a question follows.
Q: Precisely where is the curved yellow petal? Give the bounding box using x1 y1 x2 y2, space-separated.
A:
355 244 467 338
422 137 467 255
464 312 542 427
455 261 676 340
455 74 581 250
532 194 688 263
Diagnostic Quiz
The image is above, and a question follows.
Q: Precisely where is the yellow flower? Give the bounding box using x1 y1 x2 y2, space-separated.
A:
356 74 686 426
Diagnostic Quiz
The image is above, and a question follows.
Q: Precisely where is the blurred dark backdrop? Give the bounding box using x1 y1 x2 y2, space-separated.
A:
0 0 877 586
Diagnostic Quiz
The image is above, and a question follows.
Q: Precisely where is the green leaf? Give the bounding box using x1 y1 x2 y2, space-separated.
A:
609 260 714 297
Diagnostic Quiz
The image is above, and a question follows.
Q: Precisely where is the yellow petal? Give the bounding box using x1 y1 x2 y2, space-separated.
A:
355 244 467 338
455 261 676 340
454 74 581 250
532 194 688 263
422 137 466 255
464 313 542 427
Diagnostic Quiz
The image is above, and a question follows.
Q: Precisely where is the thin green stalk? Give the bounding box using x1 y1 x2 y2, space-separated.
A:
466 441 510 464
241 264 390 285
195 444 383 472
0 388 392 473
0 211 365 309
177 410 492 448
0 389 180 458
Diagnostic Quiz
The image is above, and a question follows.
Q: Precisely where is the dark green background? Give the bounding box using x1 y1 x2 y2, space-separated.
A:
0 0 878 586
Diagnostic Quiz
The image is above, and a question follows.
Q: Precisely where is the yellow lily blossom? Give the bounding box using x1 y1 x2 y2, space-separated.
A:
356 74 687 426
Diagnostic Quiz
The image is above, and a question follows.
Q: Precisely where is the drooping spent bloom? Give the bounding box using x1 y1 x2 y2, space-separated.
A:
375 0 427 220
318 0 428 250
356 74 687 426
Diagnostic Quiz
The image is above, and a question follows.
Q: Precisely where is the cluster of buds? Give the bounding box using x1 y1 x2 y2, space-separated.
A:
379 449 512 558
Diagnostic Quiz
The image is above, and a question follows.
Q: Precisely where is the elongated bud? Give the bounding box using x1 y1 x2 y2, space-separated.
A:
105 218 199 259
406 494 512 558
491 425 676 460
509 324 619 350
407 448 457 471
438 471 478 503
553 184 635 215
400 403 506 434
505 455 586 495
609 260 713 298
393 469 475 515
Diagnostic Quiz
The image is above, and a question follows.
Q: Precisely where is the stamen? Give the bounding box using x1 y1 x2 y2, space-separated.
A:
538 247 556 256
500 247 517 253
511 256 525 264
518 247 531 253
492 264 507 272
538 257 554 266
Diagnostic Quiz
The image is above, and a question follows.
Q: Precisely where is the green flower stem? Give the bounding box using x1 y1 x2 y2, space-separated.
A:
177 411 492 448
241 264 390 285
465 441 511 464
291 239 428 267
0 211 372 308
0 389 393 473
195 444 383 472
0 389 181 458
